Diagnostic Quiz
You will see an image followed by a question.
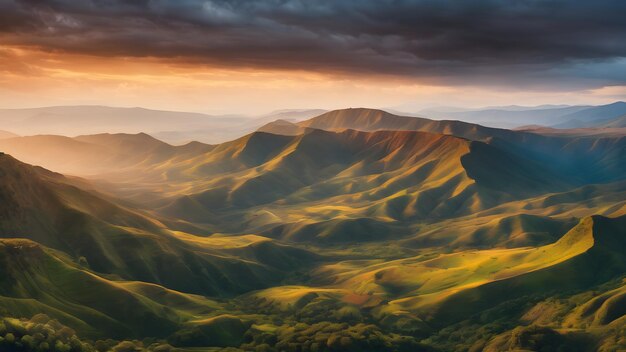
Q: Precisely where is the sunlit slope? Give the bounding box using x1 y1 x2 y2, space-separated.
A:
258 119 306 135
164 114 622 245
312 215 626 324
0 108 622 186
480 270 626 352
299 108 505 140
0 153 319 295
0 238 220 339
401 180 626 249
0 108 622 204
160 129 571 238
403 213 578 249
263 108 626 184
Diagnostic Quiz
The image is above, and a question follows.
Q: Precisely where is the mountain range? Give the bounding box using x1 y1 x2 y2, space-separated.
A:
0 106 625 351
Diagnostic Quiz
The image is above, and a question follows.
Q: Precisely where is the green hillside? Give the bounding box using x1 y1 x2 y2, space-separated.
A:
0 238 217 338
0 153 320 297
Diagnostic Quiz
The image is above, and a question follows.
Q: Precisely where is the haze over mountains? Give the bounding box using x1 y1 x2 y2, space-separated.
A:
0 106 325 145
2 102 625 145
415 101 626 129
0 104 625 351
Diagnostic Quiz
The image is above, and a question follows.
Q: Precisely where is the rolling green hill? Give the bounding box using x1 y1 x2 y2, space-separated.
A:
0 238 218 338
0 153 319 297
303 215 626 326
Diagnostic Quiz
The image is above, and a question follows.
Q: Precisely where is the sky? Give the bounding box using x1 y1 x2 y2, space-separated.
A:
1 0 626 115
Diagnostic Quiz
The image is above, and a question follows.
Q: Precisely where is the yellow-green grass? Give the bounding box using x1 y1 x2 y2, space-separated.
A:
153 128 561 231
249 286 356 310
312 217 597 316
0 151 319 297
0 238 222 338
565 287 626 328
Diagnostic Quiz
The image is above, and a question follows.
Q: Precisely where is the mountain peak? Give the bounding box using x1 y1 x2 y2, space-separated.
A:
308 108 396 121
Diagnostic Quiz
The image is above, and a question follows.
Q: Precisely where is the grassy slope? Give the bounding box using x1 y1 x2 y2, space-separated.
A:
0 153 319 297
400 180 626 249
156 129 574 244
419 215 626 325
0 238 219 339
291 215 626 327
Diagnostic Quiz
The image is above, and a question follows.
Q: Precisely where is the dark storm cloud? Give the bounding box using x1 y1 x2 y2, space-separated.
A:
2 0 626 86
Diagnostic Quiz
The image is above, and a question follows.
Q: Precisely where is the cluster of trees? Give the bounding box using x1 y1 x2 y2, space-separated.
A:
238 292 431 338
0 315 174 352
0 311 433 352
0 314 91 352
230 294 438 351
239 321 433 352
238 294 372 327
506 325 587 352
167 315 250 348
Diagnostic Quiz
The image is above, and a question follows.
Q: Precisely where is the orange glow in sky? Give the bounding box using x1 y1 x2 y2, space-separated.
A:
1 45 624 115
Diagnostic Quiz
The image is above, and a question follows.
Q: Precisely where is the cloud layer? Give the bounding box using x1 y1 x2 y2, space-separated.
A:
2 0 626 88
